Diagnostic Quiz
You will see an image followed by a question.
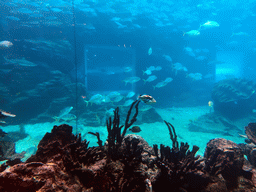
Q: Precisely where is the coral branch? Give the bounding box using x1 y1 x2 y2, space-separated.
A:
164 120 178 149
88 132 103 147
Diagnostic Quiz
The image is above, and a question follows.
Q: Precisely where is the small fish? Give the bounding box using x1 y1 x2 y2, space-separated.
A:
124 67 132 73
163 55 172 62
148 47 152 55
199 21 219 30
123 76 141 85
138 94 156 104
126 91 135 98
143 69 152 75
172 63 187 75
153 81 168 89
84 94 104 106
187 73 202 80
59 106 73 117
143 75 157 84
184 47 195 57
0 110 16 119
112 95 124 103
107 91 121 99
155 66 162 71
231 32 249 37
147 66 156 71
183 30 200 36
208 101 214 107
196 56 207 61
60 114 77 121
164 77 173 83
123 99 135 107
208 101 214 113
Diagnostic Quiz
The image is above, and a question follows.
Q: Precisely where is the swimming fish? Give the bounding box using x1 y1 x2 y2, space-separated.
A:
0 41 13 50
123 99 135 107
143 69 152 75
163 55 172 62
124 67 132 73
83 94 104 106
153 81 168 89
187 73 203 80
123 76 141 85
148 47 152 55
126 91 136 98
208 101 214 113
0 110 16 119
155 66 162 71
163 77 173 83
143 75 157 84
199 21 219 30
138 94 156 104
183 30 200 36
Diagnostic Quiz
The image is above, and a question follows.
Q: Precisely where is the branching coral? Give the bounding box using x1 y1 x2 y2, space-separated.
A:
106 100 140 160
153 122 209 191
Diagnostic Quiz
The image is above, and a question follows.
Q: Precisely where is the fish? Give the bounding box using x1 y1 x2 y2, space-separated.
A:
187 73 203 80
164 77 173 83
163 55 173 62
155 66 162 71
148 47 152 55
208 101 214 113
208 101 214 107
183 30 200 36
153 81 168 89
172 63 187 75
199 21 219 30
184 47 195 57
59 106 73 117
0 110 16 119
59 114 77 121
6 58 37 67
147 66 156 71
123 99 135 107
196 56 207 61
6 16 20 21
231 32 249 37
126 91 136 98
138 94 156 104
83 94 104 106
123 76 141 85
143 69 152 75
143 75 157 84
0 41 13 50
112 95 124 103
107 91 121 99
124 67 132 73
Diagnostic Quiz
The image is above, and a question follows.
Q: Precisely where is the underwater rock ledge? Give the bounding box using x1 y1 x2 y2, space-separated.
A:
0 102 256 191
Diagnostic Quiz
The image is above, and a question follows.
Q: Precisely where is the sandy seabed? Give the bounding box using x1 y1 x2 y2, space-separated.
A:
1 106 246 160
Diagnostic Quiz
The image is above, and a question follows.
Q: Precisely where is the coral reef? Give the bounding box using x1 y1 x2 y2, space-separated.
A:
211 78 256 118
0 103 256 191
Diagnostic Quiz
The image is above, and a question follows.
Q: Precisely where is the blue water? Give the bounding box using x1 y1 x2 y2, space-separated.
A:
0 0 256 159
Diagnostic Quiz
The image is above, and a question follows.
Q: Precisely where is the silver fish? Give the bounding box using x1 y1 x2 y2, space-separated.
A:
143 75 157 84
123 76 141 85
59 106 73 117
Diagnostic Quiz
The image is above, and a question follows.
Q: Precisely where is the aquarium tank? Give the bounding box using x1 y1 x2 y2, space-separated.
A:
1 0 256 191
